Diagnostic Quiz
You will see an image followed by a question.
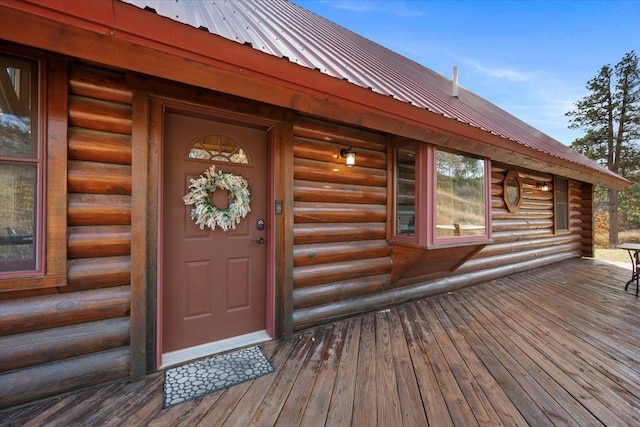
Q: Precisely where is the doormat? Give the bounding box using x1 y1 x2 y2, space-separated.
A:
164 346 274 408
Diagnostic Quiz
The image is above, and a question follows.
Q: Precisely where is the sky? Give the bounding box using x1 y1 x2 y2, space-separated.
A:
293 0 640 145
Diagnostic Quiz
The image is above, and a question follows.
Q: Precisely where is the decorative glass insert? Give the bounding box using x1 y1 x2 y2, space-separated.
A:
436 150 486 238
503 170 522 213
1 53 39 272
187 134 249 165
395 144 416 236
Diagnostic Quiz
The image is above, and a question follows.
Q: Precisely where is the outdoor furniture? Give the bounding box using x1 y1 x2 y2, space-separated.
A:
617 243 640 296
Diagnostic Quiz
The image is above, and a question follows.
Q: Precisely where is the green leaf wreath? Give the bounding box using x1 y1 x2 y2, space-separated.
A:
183 165 251 231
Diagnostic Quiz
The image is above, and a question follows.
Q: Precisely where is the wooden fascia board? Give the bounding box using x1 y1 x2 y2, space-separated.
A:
0 1 630 190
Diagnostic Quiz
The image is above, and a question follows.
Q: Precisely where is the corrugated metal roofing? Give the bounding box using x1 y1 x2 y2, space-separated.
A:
122 0 617 179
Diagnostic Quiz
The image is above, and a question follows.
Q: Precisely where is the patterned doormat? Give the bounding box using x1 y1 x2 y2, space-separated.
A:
164 346 274 408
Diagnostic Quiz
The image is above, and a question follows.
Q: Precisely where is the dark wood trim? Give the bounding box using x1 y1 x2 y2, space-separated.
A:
385 135 394 243
146 98 163 371
0 52 67 292
281 119 295 339
129 89 149 380
269 119 285 339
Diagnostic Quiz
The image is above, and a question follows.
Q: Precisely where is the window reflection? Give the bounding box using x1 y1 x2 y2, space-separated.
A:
555 177 569 230
395 145 416 236
1 53 38 272
436 150 486 238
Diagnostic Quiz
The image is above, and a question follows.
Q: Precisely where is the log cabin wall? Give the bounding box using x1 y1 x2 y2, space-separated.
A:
580 183 595 257
460 165 582 274
291 118 394 329
0 63 133 408
292 154 585 330
0 61 592 407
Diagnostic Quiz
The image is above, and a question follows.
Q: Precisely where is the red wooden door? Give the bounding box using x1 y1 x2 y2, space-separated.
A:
162 112 267 355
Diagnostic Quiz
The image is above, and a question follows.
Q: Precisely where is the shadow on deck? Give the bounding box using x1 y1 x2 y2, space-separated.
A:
1 258 639 426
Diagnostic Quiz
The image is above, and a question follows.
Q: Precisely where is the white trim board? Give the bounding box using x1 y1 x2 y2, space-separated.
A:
161 330 271 369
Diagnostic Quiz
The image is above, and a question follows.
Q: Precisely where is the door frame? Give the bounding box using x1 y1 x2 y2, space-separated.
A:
149 97 282 370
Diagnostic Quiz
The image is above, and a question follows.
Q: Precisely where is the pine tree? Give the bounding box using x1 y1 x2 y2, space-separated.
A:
566 51 640 246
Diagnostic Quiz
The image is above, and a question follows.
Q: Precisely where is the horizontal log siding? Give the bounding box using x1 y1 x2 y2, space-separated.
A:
460 168 582 272
293 163 586 330
581 183 594 257
291 119 391 327
0 64 133 409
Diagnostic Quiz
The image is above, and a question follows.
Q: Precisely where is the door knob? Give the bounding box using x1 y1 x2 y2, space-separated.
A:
252 237 265 244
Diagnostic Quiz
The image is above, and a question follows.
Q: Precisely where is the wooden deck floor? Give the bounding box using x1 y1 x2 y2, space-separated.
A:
2 258 639 426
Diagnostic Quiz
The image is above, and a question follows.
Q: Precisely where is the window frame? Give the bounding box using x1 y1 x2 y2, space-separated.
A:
391 140 492 248
554 176 570 233
0 48 67 291
392 140 423 244
431 147 492 246
503 170 523 213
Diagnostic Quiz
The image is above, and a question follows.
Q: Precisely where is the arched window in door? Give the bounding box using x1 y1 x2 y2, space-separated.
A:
186 134 251 165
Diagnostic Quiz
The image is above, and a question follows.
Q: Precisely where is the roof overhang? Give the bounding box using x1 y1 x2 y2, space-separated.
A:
0 0 630 190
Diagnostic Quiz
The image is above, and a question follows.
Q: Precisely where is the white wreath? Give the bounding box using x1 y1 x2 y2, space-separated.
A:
183 165 251 231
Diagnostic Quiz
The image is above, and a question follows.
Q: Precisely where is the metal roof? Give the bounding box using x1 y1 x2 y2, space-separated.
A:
122 0 618 180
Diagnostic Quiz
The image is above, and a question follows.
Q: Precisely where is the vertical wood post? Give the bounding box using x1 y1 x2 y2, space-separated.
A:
129 89 149 379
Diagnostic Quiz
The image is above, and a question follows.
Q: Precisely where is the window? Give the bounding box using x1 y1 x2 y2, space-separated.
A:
187 134 250 165
1 49 66 291
392 141 491 246
503 170 523 213
394 143 416 238
435 149 488 243
555 177 569 231
0 53 40 274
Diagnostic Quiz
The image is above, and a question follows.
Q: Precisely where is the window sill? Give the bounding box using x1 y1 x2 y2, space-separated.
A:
554 229 571 235
0 274 67 292
391 238 493 251
427 238 493 250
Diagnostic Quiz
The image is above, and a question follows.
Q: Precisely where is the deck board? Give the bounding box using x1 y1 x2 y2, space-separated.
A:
2 258 639 427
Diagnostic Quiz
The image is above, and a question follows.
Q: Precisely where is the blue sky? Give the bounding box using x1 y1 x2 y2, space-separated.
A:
293 0 640 145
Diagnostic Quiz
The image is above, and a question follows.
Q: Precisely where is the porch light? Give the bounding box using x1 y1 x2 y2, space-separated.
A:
537 182 550 192
339 147 356 167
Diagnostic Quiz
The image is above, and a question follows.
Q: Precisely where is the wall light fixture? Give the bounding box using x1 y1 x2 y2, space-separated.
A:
339 147 356 167
537 182 550 192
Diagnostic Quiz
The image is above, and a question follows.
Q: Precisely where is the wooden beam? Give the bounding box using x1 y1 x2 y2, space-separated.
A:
130 89 149 380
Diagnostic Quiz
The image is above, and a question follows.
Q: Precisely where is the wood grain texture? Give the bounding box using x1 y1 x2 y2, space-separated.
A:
0 318 130 372
294 240 390 267
0 287 130 336
69 65 133 104
2 260 637 422
293 257 393 288
294 179 386 204
67 256 131 289
294 157 386 187
0 347 130 409
68 160 132 195
293 222 386 244
293 201 386 223
69 95 132 135
68 194 132 226
67 225 131 259
291 118 390 322
68 128 132 165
